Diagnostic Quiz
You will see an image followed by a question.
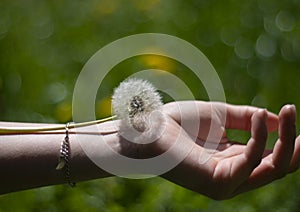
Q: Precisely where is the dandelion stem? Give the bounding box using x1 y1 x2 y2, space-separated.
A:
0 115 117 134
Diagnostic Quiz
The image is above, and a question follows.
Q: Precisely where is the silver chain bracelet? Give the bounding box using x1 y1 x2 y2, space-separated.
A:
56 122 76 187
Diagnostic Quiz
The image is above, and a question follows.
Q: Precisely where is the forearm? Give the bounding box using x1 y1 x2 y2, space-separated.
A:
0 121 119 195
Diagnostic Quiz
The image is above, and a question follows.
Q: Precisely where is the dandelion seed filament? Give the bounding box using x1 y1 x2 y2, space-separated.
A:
112 78 163 132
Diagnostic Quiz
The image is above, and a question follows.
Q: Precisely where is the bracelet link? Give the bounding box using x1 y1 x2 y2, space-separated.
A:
56 122 76 187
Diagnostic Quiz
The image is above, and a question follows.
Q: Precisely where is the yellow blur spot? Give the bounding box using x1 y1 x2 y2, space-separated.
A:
55 102 72 123
94 0 119 16
140 55 177 73
96 97 112 118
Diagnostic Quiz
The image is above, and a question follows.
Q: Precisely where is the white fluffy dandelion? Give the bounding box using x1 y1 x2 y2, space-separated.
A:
112 78 163 132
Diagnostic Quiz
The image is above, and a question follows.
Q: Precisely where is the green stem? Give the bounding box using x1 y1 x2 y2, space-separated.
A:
0 115 117 134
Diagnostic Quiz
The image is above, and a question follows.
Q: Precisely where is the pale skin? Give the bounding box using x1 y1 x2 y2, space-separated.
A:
0 101 299 200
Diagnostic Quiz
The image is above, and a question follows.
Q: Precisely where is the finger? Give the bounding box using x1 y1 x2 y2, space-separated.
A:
233 105 297 196
231 109 268 183
272 104 296 173
234 135 297 196
244 109 268 166
289 135 300 172
226 104 278 132
243 109 268 169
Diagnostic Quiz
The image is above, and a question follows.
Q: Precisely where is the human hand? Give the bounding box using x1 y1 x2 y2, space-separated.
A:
153 101 300 200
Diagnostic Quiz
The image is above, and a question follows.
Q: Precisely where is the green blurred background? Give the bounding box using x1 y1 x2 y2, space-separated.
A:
1 0 300 211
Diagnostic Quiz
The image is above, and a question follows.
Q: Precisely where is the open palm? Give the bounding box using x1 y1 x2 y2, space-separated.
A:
161 101 299 199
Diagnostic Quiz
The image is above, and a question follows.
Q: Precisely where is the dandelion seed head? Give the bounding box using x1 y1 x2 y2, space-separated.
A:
112 78 163 132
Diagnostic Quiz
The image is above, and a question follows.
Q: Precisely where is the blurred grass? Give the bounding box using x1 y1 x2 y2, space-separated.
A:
1 0 300 211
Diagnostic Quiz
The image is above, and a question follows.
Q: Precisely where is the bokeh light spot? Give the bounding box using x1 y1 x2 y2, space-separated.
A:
140 55 176 73
234 37 254 59
55 102 72 122
95 0 119 16
276 11 295 32
96 97 112 118
220 26 240 46
256 34 277 58
45 82 67 104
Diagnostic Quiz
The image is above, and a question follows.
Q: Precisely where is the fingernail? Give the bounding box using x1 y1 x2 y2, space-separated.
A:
285 104 297 124
257 108 267 120
286 104 296 113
